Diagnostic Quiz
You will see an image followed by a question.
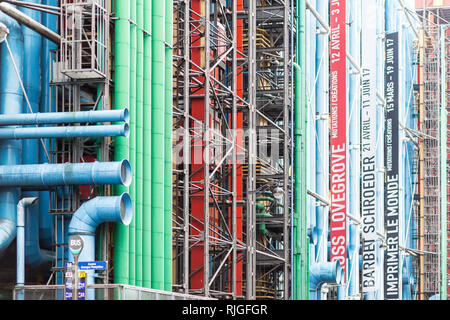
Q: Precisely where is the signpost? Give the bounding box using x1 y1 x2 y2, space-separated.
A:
65 262 73 300
66 235 84 301
78 261 107 271
65 236 108 301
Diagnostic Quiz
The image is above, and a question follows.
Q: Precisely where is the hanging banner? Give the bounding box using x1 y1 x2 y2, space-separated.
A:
384 32 400 300
329 0 347 280
360 1 378 293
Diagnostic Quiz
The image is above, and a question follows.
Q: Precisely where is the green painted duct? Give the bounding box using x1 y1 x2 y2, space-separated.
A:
135 0 144 288
151 0 165 291
128 0 137 286
113 0 131 285
164 0 173 292
293 0 309 301
256 200 274 237
142 0 152 289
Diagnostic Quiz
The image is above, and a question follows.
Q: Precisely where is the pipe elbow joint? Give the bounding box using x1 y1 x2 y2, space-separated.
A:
309 261 343 291
68 193 133 236
0 218 15 253
0 12 23 42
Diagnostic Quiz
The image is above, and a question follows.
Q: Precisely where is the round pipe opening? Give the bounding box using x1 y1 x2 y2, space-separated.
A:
334 260 342 285
120 159 132 187
119 193 132 226
338 265 345 285
123 123 130 138
122 108 130 123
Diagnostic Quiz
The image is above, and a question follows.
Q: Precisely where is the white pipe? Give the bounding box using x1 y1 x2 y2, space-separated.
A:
16 197 38 300
0 2 59 44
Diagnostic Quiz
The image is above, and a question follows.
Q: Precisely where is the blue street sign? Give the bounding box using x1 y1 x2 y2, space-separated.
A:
78 261 107 271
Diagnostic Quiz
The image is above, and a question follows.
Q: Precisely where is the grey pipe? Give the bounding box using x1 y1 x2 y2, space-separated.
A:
16 197 38 300
0 2 60 44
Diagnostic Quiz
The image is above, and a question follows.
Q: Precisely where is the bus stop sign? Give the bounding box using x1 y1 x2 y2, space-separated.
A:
69 235 84 256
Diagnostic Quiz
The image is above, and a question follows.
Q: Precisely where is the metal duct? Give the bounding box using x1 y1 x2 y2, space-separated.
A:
16 197 39 300
309 261 343 292
0 108 129 126
68 193 133 298
0 11 23 256
0 123 129 139
0 160 132 187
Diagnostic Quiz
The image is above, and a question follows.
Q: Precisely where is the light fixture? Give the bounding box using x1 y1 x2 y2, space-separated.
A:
272 186 284 200
0 22 9 43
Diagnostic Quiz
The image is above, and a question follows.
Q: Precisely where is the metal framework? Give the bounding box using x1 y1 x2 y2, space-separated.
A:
172 0 292 300
416 4 450 300
172 0 242 299
247 0 291 300
47 0 112 287
445 24 450 301
415 10 442 300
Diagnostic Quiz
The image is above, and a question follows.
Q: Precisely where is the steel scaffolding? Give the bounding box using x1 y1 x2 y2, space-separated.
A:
172 0 292 300
416 10 442 300
445 25 450 301
416 2 450 300
172 0 242 299
48 0 112 287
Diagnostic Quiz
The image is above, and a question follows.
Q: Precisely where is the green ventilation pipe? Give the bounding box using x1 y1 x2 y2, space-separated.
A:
164 0 173 292
142 0 152 289
128 0 137 286
256 200 274 237
113 0 131 285
151 0 165 291
135 0 144 288
293 0 309 301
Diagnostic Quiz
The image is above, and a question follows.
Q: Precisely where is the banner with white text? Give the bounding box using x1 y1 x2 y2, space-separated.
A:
384 32 400 300
329 0 347 281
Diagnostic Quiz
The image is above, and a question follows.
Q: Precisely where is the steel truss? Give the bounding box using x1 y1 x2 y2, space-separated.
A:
245 0 291 300
172 0 292 300
47 0 112 286
416 10 442 300
172 0 242 299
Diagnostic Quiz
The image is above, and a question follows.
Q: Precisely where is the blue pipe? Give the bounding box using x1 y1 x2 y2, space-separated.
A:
314 0 329 266
401 21 416 301
289 0 294 299
39 0 58 251
16 197 39 300
0 109 129 126
402 264 411 300
0 123 129 139
68 193 133 299
348 0 361 298
20 0 43 270
398 23 406 300
0 10 23 257
0 160 132 187
373 0 385 300
25 197 53 267
306 0 317 264
309 261 343 293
